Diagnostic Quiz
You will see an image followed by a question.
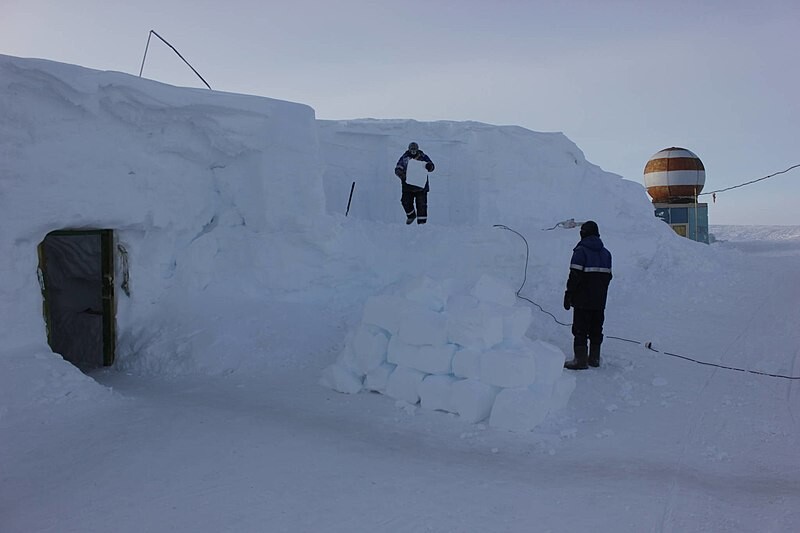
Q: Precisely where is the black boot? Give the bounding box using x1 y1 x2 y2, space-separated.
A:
565 343 589 370
588 344 601 368
405 212 416 225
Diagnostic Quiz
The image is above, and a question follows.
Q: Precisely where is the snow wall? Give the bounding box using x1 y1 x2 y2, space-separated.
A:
1 54 703 421
321 274 578 432
0 55 325 407
318 118 658 229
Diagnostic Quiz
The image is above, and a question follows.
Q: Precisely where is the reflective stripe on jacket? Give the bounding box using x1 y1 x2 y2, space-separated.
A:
566 235 612 310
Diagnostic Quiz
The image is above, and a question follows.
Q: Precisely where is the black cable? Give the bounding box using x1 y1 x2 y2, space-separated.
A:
493 224 800 380
492 225 528 294
517 294 572 327
606 335 640 345
493 224 572 327
700 164 800 196
139 30 212 90
644 343 800 380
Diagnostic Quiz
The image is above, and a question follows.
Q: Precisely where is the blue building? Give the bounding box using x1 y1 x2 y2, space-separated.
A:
653 203 709 244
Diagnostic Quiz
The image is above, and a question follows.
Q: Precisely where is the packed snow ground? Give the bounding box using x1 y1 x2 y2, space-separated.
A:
3 226 799 532
1 56 798 532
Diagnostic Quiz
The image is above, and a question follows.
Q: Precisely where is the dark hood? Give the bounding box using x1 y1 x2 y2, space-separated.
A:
576 235 604 251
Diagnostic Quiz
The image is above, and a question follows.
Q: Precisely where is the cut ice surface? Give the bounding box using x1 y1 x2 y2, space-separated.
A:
452 347 482 379
419 374 459 413
351 324 390 374
479 348 537 388
364 362 396 393
319 363 363 394
470 274 517 307
451 378 500 423
396 307 448 346
384 366 427 404
490 382 553 432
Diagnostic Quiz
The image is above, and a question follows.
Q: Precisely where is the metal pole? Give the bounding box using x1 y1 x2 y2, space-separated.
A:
345 181 356 216
138 31 154 77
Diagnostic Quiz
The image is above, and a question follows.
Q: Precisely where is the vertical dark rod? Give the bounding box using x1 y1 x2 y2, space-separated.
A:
138 31 154 77
345 181 356 216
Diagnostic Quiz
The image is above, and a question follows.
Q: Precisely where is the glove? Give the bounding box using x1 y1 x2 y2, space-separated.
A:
425 162 435 172
563 291 571 311
395 168 406 180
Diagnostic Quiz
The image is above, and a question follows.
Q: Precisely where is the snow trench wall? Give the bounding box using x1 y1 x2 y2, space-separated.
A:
317 119 657 228
0 55 324 352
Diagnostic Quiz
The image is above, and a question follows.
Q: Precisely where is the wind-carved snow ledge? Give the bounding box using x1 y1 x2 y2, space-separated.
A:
320 275 576 432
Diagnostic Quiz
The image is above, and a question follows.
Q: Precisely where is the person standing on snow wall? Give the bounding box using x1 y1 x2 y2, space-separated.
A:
394 142 435 224
563 220 612 370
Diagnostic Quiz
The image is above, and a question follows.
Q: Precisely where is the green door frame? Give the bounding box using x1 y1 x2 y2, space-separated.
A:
99 230 116 366
39 229 116 367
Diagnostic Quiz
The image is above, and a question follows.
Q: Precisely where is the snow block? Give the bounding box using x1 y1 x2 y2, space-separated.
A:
531 339 565 387
489 383 552 432
404 276 447 312
364 363 396 393
416 344 456 375
362 295 414 335
480 348 537 388
446 305 504 351
550 373 576 412
351 324 390 374
478 302 534 343
451 379 500 423
419 374 459 413
387 337 454 374
385 366 427 404
387 336 419 366
470 274 517 307
335 344 359 374
445 293 480 313
319 363 364 394
452 348 481 379
500 305 533 341
397 307 447 346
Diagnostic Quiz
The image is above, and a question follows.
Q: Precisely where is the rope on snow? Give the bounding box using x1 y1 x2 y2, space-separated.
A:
492 223 800 380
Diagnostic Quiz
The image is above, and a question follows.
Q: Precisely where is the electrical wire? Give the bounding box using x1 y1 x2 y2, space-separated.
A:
700 163 800 196
139 30 212 90
492 225 528 294
641 342 799 380
493 224 800 380
493 224 571 327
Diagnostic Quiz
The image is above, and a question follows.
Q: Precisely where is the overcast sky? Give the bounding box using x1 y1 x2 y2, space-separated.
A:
3 0 798 224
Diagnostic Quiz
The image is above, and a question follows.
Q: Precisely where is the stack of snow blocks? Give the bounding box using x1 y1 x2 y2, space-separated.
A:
321 275 576 432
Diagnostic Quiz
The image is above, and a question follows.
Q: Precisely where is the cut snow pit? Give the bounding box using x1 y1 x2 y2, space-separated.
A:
320 275 573 432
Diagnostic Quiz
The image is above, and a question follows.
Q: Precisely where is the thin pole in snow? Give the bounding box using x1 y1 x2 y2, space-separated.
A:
345 181 356 216
138 31 154 78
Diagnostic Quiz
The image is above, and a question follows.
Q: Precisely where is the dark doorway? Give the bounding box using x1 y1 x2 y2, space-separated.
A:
38 230 116 371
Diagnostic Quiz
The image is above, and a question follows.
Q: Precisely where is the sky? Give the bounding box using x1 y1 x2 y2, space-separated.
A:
2 52 800 531
2 0 799 224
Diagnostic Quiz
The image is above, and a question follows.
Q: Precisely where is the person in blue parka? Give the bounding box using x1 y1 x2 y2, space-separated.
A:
563 220 613 369
394 142 435 224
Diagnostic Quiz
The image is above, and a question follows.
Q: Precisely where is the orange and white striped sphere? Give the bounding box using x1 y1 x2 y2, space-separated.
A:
643 147 705 202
